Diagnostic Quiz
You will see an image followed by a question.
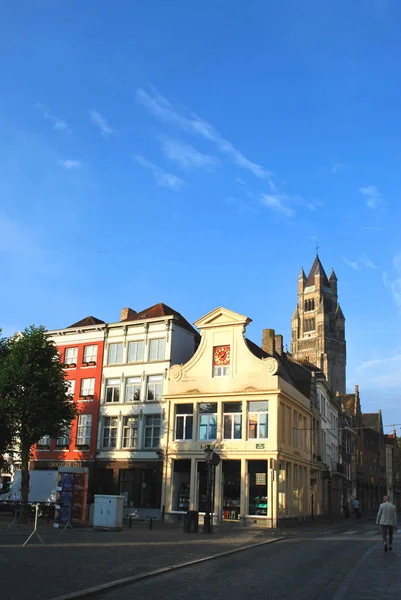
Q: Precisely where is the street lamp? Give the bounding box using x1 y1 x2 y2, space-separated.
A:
203 444 214 534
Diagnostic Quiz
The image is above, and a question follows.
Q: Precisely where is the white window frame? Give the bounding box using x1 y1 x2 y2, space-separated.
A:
107 343 123 365
147 375 163 401
125 377 141 402
102 416 118 449
174 404 194 441
213 365 229 377
223 412 242 440
127 341 145 363
149 338 165 361
144 415 161 448
66 379 75 399
80 378 95 397
83 345 98 363
56 425 71 447
105 378 120 403
77 414 92 446
37 435 51 447
198 403 217 441
122 416 139 449
64 347 78 365
248 401 268 440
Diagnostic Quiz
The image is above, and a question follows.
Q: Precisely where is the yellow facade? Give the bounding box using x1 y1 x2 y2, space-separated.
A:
163 307 314 527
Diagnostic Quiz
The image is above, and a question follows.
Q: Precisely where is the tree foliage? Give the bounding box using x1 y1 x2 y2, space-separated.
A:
0 332 12 466
0 325 77 507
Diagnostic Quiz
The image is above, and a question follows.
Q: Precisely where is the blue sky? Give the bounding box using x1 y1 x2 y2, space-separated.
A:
1 0 401 430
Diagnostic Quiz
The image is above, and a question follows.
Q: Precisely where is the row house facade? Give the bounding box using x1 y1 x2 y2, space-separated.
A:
95 303 199 517
163 307 316 527
31 316 106 491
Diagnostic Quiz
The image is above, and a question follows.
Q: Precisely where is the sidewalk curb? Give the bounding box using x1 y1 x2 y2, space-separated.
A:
48 536 286 600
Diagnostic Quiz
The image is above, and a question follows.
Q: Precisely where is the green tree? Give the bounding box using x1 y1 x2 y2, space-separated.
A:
0 325 77 514
0 331 12 467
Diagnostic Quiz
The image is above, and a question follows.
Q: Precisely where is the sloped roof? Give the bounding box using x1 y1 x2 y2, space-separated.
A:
245 338 269 360
67 316 105 329
306 255 330 287
362 412 382 431
120 302 199 338
245 338 311 398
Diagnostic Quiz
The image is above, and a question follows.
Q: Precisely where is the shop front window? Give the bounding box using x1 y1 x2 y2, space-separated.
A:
222 460 241 520
248 460 268 516
198 403 217 441
173 459 191 511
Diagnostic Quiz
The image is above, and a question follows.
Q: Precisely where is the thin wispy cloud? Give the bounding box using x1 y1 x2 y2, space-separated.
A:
58 160 82 170
344 253 378 271
364 226 384 231
331 161 346 174
226 196 258 216
261 194 295 217
383 253 401 309
359 185 382 209
344 258 360 271
134 155 185 190
359 253 378 269
136 87 272 181
162 138 220 171
356 353 401 389
36 103 71 135
90 110 115 138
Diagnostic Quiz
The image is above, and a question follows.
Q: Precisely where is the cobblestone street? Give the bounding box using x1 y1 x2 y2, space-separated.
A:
1 517 395 600
96 521 398 600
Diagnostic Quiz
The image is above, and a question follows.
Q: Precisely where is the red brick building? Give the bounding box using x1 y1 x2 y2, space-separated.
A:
31 316 105 492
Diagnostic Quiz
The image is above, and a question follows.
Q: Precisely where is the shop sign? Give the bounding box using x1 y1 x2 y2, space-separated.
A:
256 443 265 449
48 461 83 468
256 473 267 485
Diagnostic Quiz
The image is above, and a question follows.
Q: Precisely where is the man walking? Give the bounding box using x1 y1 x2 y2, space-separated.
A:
353 497 360 519
376 495 397 552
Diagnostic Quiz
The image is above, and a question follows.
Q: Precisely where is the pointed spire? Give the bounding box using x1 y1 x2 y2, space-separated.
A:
298 268 306 280
336 304 345 319
306 255 330 287
329 268 338 282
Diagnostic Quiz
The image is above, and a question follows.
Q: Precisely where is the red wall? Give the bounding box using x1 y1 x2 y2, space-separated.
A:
32 339 104 464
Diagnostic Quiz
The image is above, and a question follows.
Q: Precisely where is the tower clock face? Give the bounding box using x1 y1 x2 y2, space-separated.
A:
213 345 230 366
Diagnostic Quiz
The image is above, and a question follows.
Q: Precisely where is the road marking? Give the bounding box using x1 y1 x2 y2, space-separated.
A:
341 530 358 535
363 530 379 536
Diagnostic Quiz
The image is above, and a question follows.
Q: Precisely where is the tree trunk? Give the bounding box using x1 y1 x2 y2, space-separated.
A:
19 443 30 523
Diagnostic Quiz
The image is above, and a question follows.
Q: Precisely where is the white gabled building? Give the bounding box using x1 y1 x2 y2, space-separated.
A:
315 372 342 515
95 303 199 518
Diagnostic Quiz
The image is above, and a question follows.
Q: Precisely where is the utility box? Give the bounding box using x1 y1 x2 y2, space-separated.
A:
93 495 124 530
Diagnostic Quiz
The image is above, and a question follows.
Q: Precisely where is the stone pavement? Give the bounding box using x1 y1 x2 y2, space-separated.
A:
0 516 366 600
341 529 401 599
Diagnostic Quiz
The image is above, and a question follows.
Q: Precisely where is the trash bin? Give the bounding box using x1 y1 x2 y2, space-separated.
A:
183 510 199 533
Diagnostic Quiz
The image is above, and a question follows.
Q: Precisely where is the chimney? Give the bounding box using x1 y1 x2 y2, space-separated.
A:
120 307 137 321
355 384 359 397
262 328 275 355
274 334 283 355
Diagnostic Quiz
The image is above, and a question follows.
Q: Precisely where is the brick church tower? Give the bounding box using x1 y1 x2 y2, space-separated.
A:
291 254 346 394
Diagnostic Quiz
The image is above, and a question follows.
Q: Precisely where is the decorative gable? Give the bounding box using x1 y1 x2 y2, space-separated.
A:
194 307 251 330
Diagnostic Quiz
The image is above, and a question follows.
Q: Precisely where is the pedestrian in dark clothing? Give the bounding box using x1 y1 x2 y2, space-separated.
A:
343 501 350 518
